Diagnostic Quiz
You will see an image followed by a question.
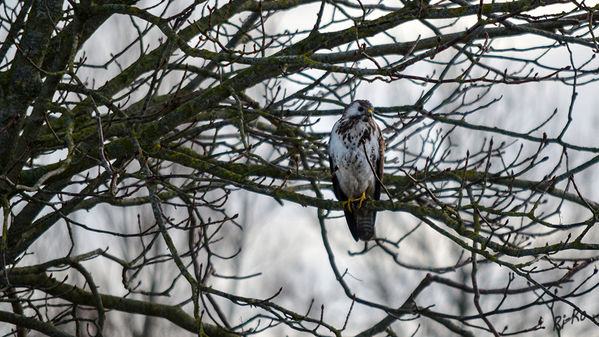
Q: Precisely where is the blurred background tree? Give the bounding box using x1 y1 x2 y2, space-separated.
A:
1 0 599 336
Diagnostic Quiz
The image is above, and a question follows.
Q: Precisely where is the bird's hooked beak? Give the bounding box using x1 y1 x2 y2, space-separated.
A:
362 109 373 121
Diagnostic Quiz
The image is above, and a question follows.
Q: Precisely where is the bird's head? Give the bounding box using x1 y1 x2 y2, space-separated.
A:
343 100 374 121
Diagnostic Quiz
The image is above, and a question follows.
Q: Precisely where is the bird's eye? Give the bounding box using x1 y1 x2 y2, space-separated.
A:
358 106 364 112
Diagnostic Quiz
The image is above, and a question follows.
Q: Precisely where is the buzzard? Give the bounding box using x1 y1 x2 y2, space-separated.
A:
328 100 385 241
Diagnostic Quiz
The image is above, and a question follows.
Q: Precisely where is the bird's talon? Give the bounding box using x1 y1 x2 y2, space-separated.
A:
358 191 367 207
342 193 369 212
341 199 353 212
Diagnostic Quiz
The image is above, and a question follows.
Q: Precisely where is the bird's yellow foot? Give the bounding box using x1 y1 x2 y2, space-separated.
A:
341 198 354 212
341 192 368 212
357 191 367 207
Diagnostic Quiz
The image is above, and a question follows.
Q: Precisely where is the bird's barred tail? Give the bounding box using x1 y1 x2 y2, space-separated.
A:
343 206 376 241
355 209 375 241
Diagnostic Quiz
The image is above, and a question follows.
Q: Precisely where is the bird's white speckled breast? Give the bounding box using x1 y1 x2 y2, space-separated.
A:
329 118 379 198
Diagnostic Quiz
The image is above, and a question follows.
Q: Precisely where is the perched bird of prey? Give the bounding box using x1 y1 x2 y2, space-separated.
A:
328 100 385 241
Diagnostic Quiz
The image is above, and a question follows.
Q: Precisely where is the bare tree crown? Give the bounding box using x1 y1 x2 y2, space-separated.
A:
0 0 598 336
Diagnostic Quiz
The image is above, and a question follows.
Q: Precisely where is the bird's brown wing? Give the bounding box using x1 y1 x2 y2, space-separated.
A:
369 125 385 235
329 154 361 241
329 155 347 202
373 125 385 201
344 207 360 241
